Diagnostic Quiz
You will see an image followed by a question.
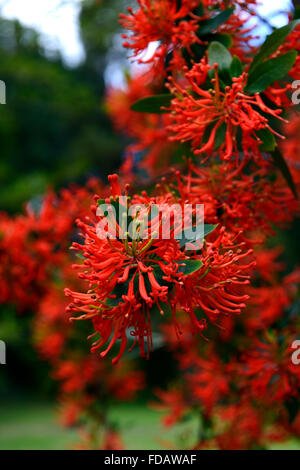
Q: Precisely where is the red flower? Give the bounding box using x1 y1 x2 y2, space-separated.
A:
216 401 263 450
66 174 253 362
240 334 300 404
182 348 230 415
168 59 286 162
174 160 299 245
154 389 187 427
281 112 300 185
120 0 202 69
246 258 300 331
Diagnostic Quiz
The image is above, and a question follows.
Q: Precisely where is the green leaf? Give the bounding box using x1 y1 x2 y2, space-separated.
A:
285 397 300 424
197 7 234 35
193 4 204 17
152 265 170 288
294 7 300 20
106 281 129 307
246 51 297 94
179 223 218 249
203 224 218 237
257 128 276 151
208 41 232 74
214 122 227 150
249 20 300 72
181 259 203 276
230 55 243 78
205 33 232 49
130 94 172 113
170 142 195 164
271 148 298 199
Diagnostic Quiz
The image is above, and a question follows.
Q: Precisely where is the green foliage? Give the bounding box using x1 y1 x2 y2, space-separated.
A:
246 51 298 93
293 7 300 20
207 41 232 75
285 397 300 424
203 224 218 237
179 223 218 249
131 94 172 113
271 148 298 199
257 128 276 152
230 55 243 78
249 20 300 72
197 7 234 35
0 306 53 398
180 259 203 275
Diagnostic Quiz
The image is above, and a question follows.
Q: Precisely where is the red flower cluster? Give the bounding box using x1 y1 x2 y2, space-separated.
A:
168 61 286 162
104 0 300 450
154 246 300 449
282 112 300 184
1 0 300 451
120 0 203 70
0 193 70 310
65 174 254 363
120 1 259 73
174 161 299 244
0 180 144 449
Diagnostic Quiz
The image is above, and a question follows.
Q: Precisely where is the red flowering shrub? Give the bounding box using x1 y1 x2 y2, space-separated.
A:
167 64 287 162
1 0 300 450
104 0 300 450
65 174 254 363
0 181 144 449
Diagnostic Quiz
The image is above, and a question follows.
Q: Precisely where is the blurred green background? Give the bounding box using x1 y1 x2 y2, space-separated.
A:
0 0 126 449
0 0 126 213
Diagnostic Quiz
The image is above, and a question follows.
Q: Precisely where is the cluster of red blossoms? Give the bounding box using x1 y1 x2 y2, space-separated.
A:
65 174 254 363
167 63 287 162
1 0 300 450
155 247 300 449
102 0 300 449
120 0 258 73
0 181 144 449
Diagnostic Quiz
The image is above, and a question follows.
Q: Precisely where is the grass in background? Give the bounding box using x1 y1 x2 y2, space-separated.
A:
0 400 299 450
0 400 198 450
